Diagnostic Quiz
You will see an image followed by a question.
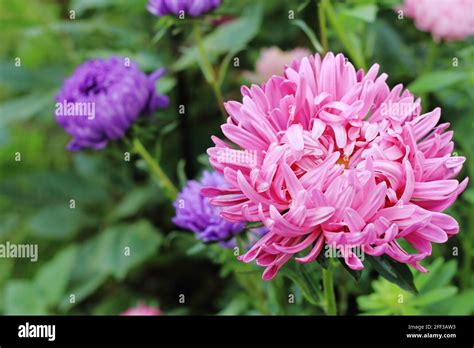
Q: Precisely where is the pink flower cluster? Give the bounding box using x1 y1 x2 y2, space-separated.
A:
203 52 468 280
401 0 474 41
244 46 312 84
121 303 162 316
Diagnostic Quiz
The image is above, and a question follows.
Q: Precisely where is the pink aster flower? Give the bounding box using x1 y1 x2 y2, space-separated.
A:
400 0 474 41
244 46 312 84
121 303 162 316
202 52 468 280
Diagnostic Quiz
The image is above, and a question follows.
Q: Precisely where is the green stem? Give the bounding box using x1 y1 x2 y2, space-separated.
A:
322 0 366 70
322 259 337 315
318 0 328 53
338 268 348 315
420 41 438 109
424 40 438 73
133 138 178 201
193 23 227 121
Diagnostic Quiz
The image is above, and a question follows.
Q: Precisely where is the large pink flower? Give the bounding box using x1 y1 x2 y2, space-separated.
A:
202 52 468 280
401 0 474 41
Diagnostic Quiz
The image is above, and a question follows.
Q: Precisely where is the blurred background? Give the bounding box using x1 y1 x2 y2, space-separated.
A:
0 0 473 315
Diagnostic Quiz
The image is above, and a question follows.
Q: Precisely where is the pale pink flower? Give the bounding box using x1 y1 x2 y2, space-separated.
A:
121 303 162 316
400 0 474 41
202 52 468 280
244 46 312 84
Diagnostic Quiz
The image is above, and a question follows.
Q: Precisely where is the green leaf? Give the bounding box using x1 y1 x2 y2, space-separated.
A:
366 255 417 293
0 213 19 239
28 204 90 240
218 294 249 315
412 287 458 307
292 19 324 54
322 0 366 69
338 257 362 281
409 71 467 94
217 45 245 88
418 259 456 292
34 246 77 307
0 91 56 126
463 188 474 205
4 280 47 314
279 261 320 305
359 257 459 315
186 242 206 256
108 187 155 223
296 0 311 12
448 290 474 315
415 257 443 291
60 220 162 311
372 19 417 77
157 76 176 94
59 273 107 312
70 0 116 15
151 17 174 45
4 171 109 208
93 220 162 279
174 3 262 70
0 63 68 93
159 120 179 136
342 4 378 23
0 258 14 286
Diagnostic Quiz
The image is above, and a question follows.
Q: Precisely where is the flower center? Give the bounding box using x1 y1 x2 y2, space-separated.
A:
336 154 350 169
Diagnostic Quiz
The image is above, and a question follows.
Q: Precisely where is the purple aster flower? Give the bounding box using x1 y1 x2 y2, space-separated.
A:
173 170 245 244
146 0 221 17
55 56 169 151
